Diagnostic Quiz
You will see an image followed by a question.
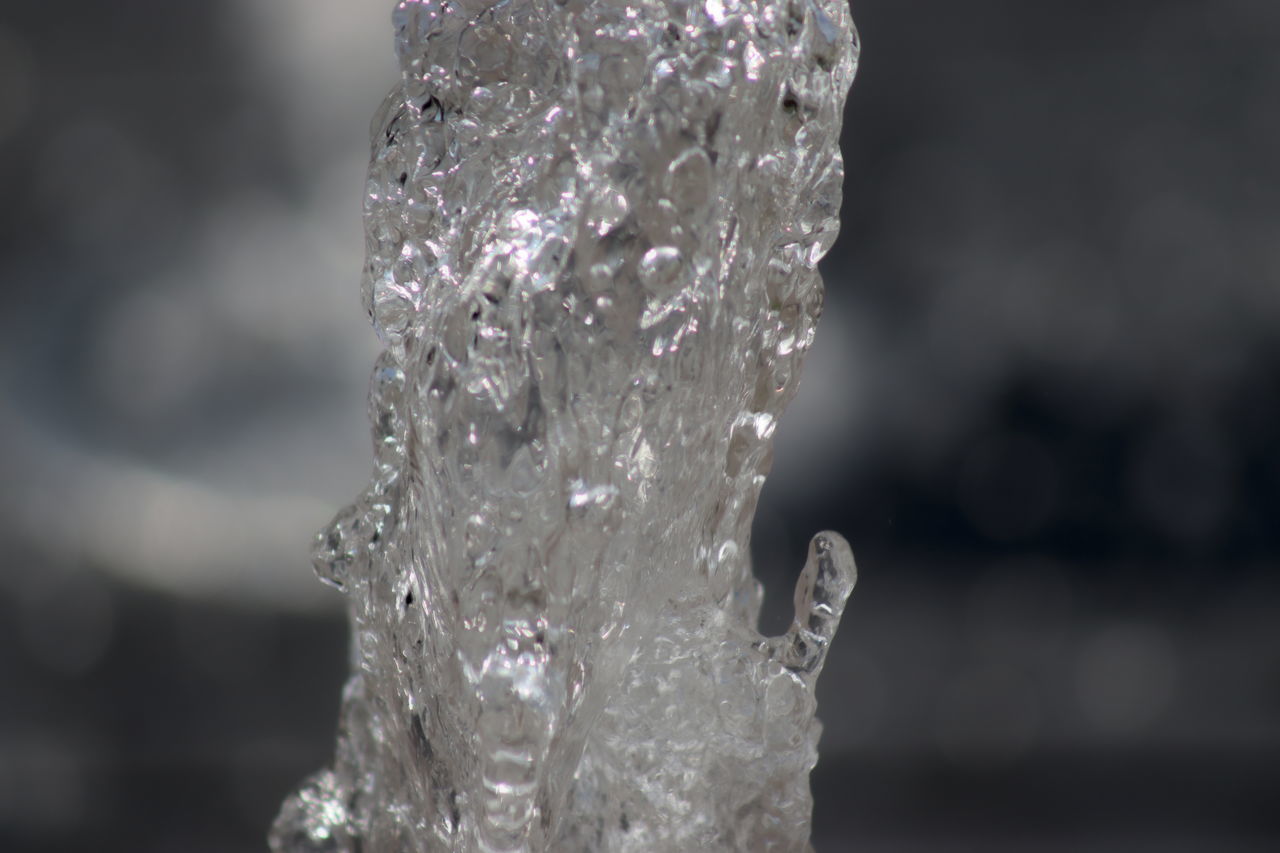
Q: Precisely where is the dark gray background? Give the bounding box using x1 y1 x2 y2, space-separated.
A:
1 1 1277 850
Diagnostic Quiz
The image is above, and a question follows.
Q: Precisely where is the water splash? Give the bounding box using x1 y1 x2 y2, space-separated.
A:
272 1 858 850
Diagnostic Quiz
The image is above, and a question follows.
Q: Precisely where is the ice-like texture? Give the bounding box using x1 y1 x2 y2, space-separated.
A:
271 1 858 850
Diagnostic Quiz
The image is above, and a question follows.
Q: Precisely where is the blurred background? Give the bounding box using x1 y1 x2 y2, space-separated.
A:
1 0 1277 850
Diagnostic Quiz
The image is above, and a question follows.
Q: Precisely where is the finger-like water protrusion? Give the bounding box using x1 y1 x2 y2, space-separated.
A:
773 530 856 679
